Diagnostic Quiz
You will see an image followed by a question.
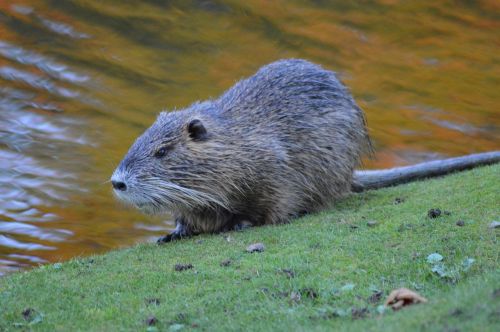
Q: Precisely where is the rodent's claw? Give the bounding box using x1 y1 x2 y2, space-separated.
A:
157 219 193 244
157 233 180 244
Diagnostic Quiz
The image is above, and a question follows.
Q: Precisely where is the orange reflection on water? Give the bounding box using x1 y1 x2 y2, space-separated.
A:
0 0 498 273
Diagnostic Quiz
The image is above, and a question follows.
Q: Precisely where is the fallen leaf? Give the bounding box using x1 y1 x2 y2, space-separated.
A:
385 288 427 310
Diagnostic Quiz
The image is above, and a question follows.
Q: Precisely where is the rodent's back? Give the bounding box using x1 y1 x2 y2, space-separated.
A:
215 59 371 213
217 60 364 128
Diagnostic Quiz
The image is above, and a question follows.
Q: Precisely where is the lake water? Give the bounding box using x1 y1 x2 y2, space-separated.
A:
0 1 498 275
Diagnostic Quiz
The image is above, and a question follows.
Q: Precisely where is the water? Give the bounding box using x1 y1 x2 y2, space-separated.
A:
0 0 498 275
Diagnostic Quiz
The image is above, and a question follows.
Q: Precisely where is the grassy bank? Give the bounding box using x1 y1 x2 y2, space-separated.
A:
1 164 499 331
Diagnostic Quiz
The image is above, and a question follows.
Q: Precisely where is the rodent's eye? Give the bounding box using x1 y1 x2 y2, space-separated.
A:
154 147 168 158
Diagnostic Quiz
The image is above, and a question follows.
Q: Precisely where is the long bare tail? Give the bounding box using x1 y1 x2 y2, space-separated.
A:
352 151 500 192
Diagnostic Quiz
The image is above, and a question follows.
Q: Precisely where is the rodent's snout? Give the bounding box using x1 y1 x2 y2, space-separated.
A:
110 169 129 193
111 180 127 191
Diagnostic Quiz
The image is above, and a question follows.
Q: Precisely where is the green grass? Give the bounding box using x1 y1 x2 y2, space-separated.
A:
1 164 499 331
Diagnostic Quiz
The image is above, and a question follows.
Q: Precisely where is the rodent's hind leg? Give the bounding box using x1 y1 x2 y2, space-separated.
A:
157 218 192 244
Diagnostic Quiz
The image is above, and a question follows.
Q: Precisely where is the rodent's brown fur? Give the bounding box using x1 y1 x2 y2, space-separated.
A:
111 59 371 242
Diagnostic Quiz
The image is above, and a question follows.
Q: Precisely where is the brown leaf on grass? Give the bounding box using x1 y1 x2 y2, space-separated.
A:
385 288 427 310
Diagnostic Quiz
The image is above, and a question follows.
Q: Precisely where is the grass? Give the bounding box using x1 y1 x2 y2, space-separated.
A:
1 164 499 331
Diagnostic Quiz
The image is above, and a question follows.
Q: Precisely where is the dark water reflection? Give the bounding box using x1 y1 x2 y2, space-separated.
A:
0 0 498 274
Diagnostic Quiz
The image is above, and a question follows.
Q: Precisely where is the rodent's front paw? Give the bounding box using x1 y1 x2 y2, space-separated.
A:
157 233 178 244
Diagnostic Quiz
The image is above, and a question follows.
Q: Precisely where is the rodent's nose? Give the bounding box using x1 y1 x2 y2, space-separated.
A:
112 180 127 191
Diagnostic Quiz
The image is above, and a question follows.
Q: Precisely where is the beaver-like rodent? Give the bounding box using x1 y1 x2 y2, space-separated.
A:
111 59 500 243
112 59 371 240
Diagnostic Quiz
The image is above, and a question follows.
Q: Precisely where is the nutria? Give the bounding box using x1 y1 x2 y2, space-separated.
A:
111 59 500 243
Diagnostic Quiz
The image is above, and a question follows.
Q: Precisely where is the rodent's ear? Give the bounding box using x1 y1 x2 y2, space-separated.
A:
187 119 208 141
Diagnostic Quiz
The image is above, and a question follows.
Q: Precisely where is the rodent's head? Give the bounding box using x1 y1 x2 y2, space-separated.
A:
111 104 230 215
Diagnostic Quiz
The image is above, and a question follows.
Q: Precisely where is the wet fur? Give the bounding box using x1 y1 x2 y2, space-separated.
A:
112 59 371 240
